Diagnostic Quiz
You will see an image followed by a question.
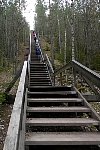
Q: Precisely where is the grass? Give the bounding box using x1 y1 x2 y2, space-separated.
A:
0 93 6 105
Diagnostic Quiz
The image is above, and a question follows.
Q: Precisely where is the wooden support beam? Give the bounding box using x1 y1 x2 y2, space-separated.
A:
5 63 24 93
54 61 71 76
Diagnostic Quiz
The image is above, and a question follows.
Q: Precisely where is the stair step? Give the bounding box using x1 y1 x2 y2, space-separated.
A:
30 70 47 72
28 91 77 95
30 75 49 77
30 74 49 76
30 69 47 71
29 82 51 84
30 63 46 65
25 132 100 145
26 118 99 126
27 98 83 103
30 77 50 79
29 84 52 86
31 59 41 63
30 67 47 69
30 72 48 74
27 106 90 113
30 71 48 73
30 65 46 68
30 79 51 82
28 86 72 91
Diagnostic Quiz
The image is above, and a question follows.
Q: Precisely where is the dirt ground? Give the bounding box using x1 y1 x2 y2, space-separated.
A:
0 70 18 150
0 104 13 150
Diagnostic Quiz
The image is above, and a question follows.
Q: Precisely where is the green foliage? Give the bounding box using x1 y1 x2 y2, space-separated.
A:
55 51 64 63
0 0 29 73
35 0 99 71
91 53 100 71
0 93 6 104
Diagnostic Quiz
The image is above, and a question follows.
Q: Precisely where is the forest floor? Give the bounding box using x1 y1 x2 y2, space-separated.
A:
0 43 28 150
0 69 19 150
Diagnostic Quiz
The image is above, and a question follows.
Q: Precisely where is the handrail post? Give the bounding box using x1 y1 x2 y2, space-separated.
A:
60 72 63 86
73 68 77 87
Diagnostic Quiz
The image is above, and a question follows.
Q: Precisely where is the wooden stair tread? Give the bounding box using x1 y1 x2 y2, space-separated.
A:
26 118 99 126
28 86 72 92
30 63 45 65
27 98 83 102
25 132 100 145
30 80 51 82
28 91 77 95
30 77 50 79
27 106 90 112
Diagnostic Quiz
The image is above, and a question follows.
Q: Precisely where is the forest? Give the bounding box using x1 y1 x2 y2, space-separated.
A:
0 0 99 95
0 0 29 74
0 0 99 76
35 0 100 70
0 0 100 150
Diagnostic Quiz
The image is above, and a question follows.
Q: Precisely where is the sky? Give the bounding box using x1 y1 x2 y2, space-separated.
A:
23 0 37 30
23 0 71 30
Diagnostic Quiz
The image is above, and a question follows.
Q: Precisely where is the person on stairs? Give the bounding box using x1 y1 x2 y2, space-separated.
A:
33 31 37 43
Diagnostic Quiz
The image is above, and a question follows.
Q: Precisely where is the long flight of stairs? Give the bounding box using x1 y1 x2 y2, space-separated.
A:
25 42 100 150
29 51 52 86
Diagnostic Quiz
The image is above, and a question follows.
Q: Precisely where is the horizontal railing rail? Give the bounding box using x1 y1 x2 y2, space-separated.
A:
45 54 54 74
72 60 100 89
3 61 28 150
45 54 55 85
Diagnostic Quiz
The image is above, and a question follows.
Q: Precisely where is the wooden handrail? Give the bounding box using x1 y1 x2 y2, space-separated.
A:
45 54 54 74
72 60 100 89
3 61 27 150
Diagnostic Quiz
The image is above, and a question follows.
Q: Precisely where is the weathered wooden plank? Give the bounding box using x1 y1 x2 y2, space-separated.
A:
28 91 77 95
30 80 51 82
27 98 83 103
30 65 46 67
30 77 50 79
3 61 27 150
83 94 100 102
28 86 72 90
26 118 99 126
29 83 52 86
27 106 90 113
30 75 49 77
25 132 100 145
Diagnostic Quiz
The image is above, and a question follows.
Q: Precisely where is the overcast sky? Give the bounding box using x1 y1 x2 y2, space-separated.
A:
23 0 71 30
23 0 36 29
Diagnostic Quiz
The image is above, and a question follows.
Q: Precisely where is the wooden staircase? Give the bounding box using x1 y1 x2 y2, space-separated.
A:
3 32 100 150
25 49 100 149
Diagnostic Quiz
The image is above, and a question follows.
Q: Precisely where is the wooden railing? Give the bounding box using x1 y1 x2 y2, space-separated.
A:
51 59 100 101
45 54 54 74
3 61 28 150
45 54 55 85
72 60 100 89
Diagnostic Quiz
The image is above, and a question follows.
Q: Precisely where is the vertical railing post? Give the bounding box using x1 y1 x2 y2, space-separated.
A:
73 68 77 87
60 72 63 86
